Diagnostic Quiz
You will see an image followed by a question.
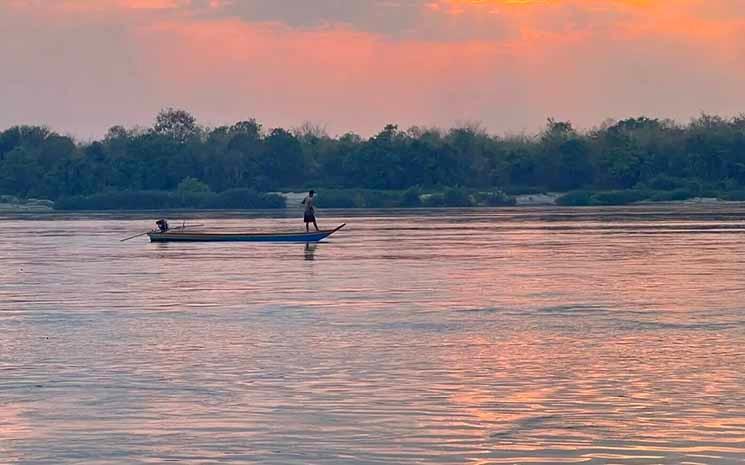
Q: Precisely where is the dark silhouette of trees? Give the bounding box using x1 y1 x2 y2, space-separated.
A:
3 109 745 208
153 108 199 143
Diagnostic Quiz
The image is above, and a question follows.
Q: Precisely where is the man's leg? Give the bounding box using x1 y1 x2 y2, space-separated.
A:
306 221 310 232
313 218 319 232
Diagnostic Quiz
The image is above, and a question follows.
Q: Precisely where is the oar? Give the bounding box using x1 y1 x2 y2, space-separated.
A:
120 230 152 242
120 223 205 242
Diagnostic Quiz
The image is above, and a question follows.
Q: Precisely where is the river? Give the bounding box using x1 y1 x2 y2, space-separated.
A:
1 205 744 464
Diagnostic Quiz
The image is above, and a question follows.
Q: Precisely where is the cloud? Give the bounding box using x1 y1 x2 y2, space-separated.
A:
204 0 424 36
1 0 744 139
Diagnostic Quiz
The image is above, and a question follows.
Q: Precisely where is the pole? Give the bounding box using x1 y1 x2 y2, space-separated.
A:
120 231 151 242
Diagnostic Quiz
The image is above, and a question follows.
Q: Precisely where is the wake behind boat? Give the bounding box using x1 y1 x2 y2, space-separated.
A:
147 223 346 243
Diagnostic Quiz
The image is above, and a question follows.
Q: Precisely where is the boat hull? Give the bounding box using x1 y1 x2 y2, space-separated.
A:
147 224 345 243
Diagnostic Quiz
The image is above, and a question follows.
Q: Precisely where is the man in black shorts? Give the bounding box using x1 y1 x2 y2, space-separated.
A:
301 190 319 232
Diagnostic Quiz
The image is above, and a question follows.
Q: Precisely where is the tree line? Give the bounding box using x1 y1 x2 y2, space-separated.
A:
2 109 745 208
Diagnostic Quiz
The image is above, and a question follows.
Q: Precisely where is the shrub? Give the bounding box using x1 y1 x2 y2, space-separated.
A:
556 190 594 206
503 186 546 196
0 195 21 204
644 176 689 191
180 192 213 207
422 194 444 207
400 187 422 207
590 190 651 205
648 188 695 202
557 189 655 206
203 188 285 209
721 190 745 201
444 188 472 206
698 189 720 199
316 190 358 208
475 191 516 206
316 189 403 208
55 191 181 210
360 190 400 208
424 188 473 207
55 189 284 210
177 177 211 194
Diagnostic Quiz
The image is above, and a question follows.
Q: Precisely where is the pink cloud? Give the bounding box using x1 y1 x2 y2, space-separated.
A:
1 0 744 138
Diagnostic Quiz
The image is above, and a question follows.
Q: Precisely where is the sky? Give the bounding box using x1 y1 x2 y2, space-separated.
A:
1 0 745 139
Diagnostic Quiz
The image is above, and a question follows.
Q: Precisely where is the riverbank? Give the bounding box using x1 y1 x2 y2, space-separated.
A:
9 187 745 211
281 188 744 209
0 196 54 212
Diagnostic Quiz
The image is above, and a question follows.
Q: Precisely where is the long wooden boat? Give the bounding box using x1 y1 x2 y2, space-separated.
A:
147 223 346 243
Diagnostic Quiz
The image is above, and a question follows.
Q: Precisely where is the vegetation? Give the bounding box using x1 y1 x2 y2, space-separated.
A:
556 188 705 206
0 195 54 211
2 109 745 209
55 189 284 211
313 187 514 208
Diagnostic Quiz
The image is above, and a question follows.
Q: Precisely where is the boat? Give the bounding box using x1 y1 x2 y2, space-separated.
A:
147 223 346 243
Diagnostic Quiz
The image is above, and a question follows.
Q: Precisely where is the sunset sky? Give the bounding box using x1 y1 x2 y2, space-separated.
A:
2 0 745 139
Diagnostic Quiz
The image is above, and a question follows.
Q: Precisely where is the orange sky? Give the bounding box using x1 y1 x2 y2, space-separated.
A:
1 0 745 138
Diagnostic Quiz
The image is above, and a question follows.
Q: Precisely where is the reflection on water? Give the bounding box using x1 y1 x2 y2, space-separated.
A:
1 205 744 464
304 242 317 261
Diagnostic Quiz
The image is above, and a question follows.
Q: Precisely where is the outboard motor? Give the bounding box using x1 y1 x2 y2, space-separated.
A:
156 219 169 233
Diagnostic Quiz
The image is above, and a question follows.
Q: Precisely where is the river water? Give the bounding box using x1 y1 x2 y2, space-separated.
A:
1 206 744 464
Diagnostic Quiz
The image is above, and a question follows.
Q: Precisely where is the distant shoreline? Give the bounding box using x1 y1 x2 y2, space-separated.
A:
2 190 744 213
0 196 54 213
6 114 745 215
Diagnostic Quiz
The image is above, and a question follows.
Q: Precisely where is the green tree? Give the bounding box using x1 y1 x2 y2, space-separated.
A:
153 108 199 143
177 177 211 193
0 146 40 196
263 128 304 188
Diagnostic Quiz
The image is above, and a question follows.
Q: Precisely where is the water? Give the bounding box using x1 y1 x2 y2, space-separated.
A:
1 206 744 464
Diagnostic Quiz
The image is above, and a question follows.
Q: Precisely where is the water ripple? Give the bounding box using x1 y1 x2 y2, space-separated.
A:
1 206 744 464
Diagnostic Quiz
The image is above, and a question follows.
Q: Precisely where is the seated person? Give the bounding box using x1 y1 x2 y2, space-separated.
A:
155 219 169 233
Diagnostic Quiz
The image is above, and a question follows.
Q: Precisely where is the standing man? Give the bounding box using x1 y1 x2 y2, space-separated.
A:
302 190 319 232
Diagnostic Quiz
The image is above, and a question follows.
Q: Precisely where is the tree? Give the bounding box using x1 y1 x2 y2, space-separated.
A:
177 177 211 193
230 119 263 139
263 128 304 188
554 138 593 190
153 108 199 143
0 146 40 196
6 109 745 205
